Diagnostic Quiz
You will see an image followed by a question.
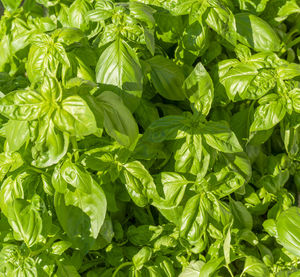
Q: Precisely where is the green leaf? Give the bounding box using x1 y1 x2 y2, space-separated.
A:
276 207 300 256
56 263 81 277
0 152 23 182
54 180 107 252
183 62 214 115
179 261 204 277
54 95 97 136
61 160 93 193
5 120 29 152
68 0 92 32
199 257 224 277
206 1 237 46
27 34 69 84
51 240 72 255
1 0 22 11
280 113 300 160
287 88 300 113
277 63 300 80
8 197 43 247
32 118 69 168
174 134 211 177
180 194 207 244
143 115 187 143
235 13 281 52
152 172 189 209
96 39 143 111
87 1 114 22
250 100 286 132
203 121 243 153
221 63 276 101
96 91 139 148
132 247 152 270
229 198 253 230
0 90 47 121
121 161 157 207
242 256 270 277
147 56 186 101
224 225 231 265
134 98 159 130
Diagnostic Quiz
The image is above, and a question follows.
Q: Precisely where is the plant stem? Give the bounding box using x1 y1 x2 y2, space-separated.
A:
28 166 46 175
286 36 300 49
71 136 79 162
30 236 57 257
226 265 234 277
112 262 132 277
146 205 155 224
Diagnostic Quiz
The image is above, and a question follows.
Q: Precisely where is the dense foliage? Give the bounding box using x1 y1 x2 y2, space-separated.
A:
0 0 300 276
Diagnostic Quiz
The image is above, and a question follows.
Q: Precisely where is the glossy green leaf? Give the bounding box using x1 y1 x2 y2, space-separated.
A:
54 180 107 251
97 91 139 148
250 100 286 132
152 172 189 209
206 1 237 46
242 256 270 277
54 95 97 136
276 207 300 256
96 39 143 111
183 62 214 115
143 115 187 143
203 121 243 153
32 118 69 168
235 13 281 52
1 0 22 11
0 90 47 121
121 161 157 207
147 56 186 101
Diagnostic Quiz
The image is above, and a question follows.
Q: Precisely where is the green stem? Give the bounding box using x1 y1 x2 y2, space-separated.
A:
112 262 132 277
117 240 128 247
28 166 46 175
71 136 79 162
226 265 234 277
146 205 155 224
286 36 300 49
30 236 57 257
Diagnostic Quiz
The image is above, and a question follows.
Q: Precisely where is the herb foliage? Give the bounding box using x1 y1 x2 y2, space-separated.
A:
0 0 300 276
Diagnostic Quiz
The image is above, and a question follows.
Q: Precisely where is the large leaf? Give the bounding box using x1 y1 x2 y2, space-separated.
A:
152 172 189 209
206 0 237 45
96 91 139 148
121 161 157 207
32 118 69 168
242 256 270 277
1 0 22 11
0 152 23 182
250 100 286 132
220 63 276 101
147 56 186 101
143 115 188 143
96 39 143 111
8 198 43 247
174 134 211 177
54 95 97 136
0 90 47 121
235 13 281 52
54 180 107 252
180 194 207 245
276 207 300 257
27 34 70 84
183 62 214 115
202 121 243 153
